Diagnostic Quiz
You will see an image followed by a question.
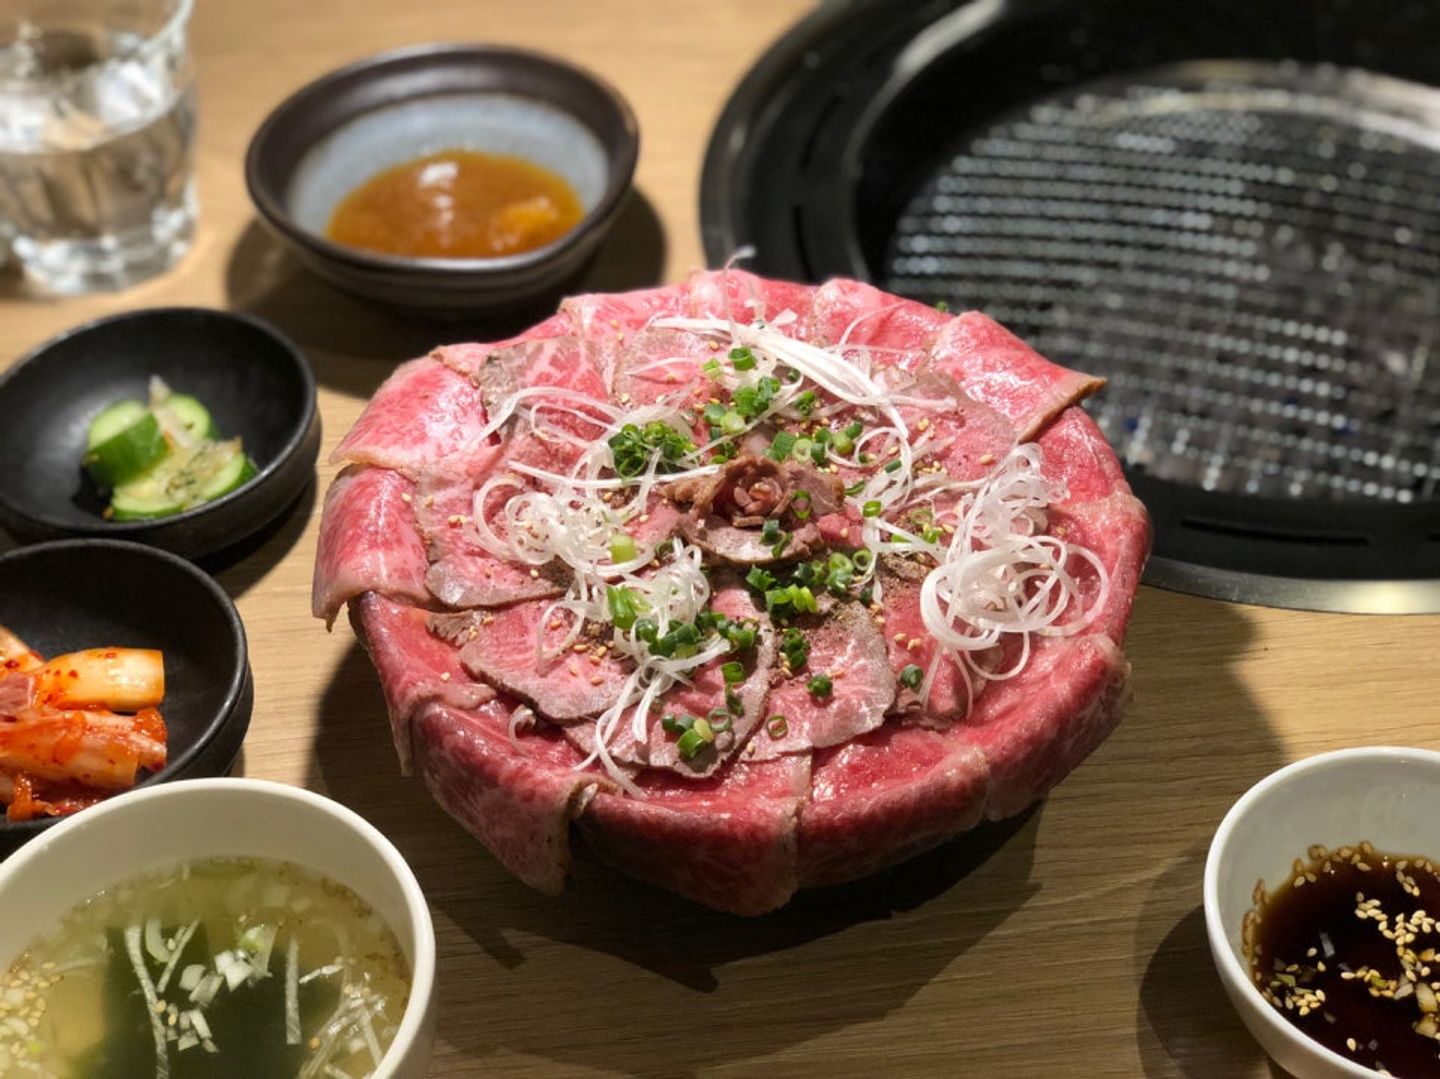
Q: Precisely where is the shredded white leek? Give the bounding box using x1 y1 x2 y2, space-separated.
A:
468 305 1110 780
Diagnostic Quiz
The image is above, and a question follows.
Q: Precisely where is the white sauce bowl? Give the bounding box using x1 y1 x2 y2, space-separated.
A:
0 778 435 1078
1204 746 1440 1078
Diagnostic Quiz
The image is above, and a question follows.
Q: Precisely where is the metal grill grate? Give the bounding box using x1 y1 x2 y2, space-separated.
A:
883 62 1440 505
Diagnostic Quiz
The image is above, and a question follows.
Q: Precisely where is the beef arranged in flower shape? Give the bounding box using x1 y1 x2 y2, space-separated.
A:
315 270 1150 915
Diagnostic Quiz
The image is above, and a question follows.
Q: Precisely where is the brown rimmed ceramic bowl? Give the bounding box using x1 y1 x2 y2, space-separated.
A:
244 42 640 319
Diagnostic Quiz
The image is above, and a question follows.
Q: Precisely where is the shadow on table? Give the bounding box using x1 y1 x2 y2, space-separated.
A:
1115 592 1287 1077
221 187 667 397
310 639 1044 1074
203 479 317 597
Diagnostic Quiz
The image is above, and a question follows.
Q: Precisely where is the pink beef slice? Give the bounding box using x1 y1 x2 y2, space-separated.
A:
805 278 951 352
312 466 430 625
877 558 971 723
885 366 1017 484
453 600 632 721
428 313 573 377
749 603 896 760
1038 408 1151 643
331 357 497 477
413 700 606 895
349 592 495 772
446 333 609 422
685 268 815 326
562 283 682 389
955 634 1131 820
575 754 811 915
612 326 716 411
565 581 775 777
928 313 1104 441
798 725 990 887
413 471 568 609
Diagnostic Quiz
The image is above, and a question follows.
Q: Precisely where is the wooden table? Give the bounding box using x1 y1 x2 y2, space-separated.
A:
4 1 1439 1074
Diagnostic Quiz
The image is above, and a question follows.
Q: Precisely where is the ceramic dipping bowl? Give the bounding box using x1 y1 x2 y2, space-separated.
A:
244 42 640 318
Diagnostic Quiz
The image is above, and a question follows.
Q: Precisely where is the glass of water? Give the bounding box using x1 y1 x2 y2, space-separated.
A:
0 0 197 295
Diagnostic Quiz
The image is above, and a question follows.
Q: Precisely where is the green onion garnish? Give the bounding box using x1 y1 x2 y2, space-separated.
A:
661 714 692 734
844 420 864 439
729 346 757 371
807 674 834 698
606 585 643 630
791 490 812 520
761 518 781 543
692 717 716 742
791 585 818 614
609 533 637 563
745 566 775 591
766 715 789 738
702 358 723 380
720 410 746 436
862 500 882 518
899 664 924 690
676 727 708 760
721 661 745 685
792 437 814 462
852 549 874 571
770 531 791 558
794 390 817 417
726 689 743 715
884 459 902 473
844 480 866 497
768 431 798 461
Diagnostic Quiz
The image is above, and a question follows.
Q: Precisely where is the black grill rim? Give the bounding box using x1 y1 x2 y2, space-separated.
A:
700 0 1440 613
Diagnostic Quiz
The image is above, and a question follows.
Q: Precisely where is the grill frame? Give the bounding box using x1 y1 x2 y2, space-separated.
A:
700 0 1440 613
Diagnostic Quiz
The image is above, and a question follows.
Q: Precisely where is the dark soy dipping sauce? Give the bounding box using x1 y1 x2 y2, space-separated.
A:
1245 842 1440 1077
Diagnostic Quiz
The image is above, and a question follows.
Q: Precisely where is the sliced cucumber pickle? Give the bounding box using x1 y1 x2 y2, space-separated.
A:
83 412 167 489
86 400 148 449
161 393 216 440
109 456 187 520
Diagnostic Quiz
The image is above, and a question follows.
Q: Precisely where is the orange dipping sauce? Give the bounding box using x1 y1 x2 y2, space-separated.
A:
325 149 584 259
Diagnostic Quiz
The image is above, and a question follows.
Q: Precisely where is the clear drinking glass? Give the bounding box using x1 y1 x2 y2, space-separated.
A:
0 0 197 295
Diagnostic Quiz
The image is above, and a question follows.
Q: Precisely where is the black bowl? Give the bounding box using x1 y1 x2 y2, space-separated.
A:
0 539 252 854
0 307 320 560
245 42 640 319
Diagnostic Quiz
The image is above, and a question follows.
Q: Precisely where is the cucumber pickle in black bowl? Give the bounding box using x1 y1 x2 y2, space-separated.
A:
0 308 319 560
0 539 253 855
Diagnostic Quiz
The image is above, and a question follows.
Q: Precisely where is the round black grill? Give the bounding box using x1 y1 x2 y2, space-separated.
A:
883 62 1440 506
700 0 1440 611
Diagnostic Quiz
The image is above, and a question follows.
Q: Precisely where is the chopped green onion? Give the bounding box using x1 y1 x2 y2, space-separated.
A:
766 715 790 738
935 300 950 312
712 716 733 733
768 431 798 461
770 531 791 558
765 587 793 614
662 714 692 734
729 346 757 371
825 568 853 594
827 552 853 572
844 421 863 439
813 427 831 444
721 661 745 685
923 526 942 544
832 431 855 456
720 410 746 436
862 500 883 518
609 533 637 563
791 490 812 520
791 585 818 614
606 585 644 631
676 727 708 760
783 367 802 383
634 618 658 644
807 674 834 698
702 358 723 380
792 437 814 461
852 549 874 571
844 480 866 496
692 717 716 742
794 390 817 417
761 518 781 543
746 566 776 591
726 621 757 650
703 403 727 425
726 689 743 715
900 664 924 690
859 587 873 605
884 459 903 473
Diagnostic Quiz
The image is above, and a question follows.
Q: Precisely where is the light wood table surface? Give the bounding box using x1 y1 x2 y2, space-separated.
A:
4 1 1439 1075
